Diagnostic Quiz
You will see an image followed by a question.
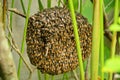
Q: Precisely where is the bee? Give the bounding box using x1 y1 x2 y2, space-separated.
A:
26 6 92 75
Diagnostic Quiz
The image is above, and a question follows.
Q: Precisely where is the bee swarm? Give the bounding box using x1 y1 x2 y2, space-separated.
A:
26 7 92 75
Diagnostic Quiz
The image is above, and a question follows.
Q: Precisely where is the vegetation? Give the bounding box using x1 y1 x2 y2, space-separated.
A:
0 0 120 80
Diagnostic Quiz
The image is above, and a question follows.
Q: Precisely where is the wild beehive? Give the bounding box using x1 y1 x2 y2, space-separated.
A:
26 6 92 75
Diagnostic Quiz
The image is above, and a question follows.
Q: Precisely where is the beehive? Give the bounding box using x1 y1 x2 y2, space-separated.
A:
26 6 92 75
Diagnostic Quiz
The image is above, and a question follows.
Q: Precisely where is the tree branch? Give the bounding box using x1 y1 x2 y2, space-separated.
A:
0 22 18 80
8 8 26 18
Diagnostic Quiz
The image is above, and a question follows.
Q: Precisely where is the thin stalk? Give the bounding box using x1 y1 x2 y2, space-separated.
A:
58 0 61 7
43 1 51 80
2 0 7 30
37 0 43 79
62 73 69 80
47 0 51 8
37 70 41 80
9 0 14 31
17 0 32 79
20 0 26 14
80 0 82 13
38 0 44 11
68 0 84 80
91 1 100 80
44 74 49 80
51 76 54 80
100 0 104 80
8 0 14 45
109 0 119 80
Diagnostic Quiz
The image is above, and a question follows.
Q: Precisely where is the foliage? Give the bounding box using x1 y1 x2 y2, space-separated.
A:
103 56 120 72
7 0 119 80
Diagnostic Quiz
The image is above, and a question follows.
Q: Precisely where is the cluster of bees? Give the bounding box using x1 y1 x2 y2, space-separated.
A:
26 6 92 75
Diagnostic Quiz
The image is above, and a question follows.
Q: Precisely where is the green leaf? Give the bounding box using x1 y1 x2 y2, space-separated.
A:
82 0 93 24
103 56 120 72
104 0 115 13
109 23 120 31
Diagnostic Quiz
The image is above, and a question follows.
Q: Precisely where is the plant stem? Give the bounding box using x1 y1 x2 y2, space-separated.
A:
37 1 43 79
109 0 119 80
44 74 49 80
80 0 82 13
37 70 41 80
58 0 61 7
2 0 7 30
38 0 44 11
62 73 68 80
91 1 100 80
100 0 104 80
8 0 14 46
9 0 14 31
68 0 84 80
51 76 54 80
17 0 32 79
47 0 51 8
20 0 26 14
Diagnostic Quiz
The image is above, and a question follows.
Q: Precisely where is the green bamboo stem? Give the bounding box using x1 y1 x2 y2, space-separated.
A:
100 0 104 80
9 0 15 31
20 0 26 14
62 73 69 80
17 0 32 79
91 1 100 80
37 0 44 79
58 0 61 7
68 0 84 80
8 0 14 39
44 74 49 80
80 0 82 13
38 0 44 11
109 0 119 80
47 0 51 8
37 70 41 80
51 76 54 80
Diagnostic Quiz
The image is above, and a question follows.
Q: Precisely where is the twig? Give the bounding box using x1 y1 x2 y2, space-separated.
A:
85 57 90 80
72 70 79 80
103 4 112 41
2 0 7 29
7 25 32 73
8 8 26 18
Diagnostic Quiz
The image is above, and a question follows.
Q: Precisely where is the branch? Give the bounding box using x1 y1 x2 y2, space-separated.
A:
8 8 26 18
7 25 32 73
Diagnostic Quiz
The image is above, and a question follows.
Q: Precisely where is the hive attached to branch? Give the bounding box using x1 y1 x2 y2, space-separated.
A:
26 7 92 75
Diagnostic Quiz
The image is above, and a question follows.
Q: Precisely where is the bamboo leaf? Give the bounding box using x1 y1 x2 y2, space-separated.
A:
109 23 120 31
103 57 120 72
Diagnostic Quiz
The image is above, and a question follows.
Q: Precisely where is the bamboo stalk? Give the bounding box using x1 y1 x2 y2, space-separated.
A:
109 0 119 80
100 0 104 80
17 0 32 79
20 0 26 14
91 1 100 80
68 0 84 80
38 0 44 11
